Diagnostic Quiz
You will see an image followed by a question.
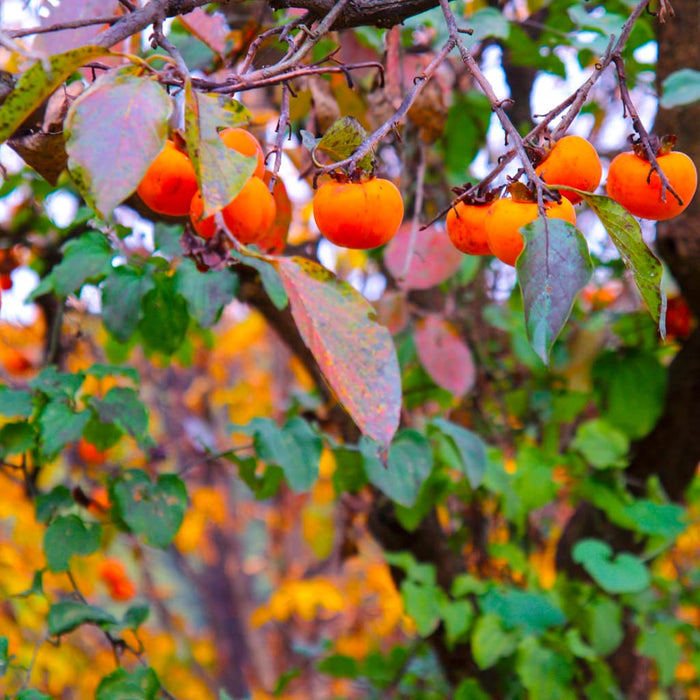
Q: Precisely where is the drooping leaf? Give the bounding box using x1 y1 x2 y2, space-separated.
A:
572 539 651 594
0 45 110 143
112 469 187 548
43 515 102 572
660 68 700 108
95 667 160 700
184 85 256 216
229 249 288 309
582 193 666 336
48 600 116 636
66 70 172 218
241 417 322 492
583 597 624 656
102 265 155 342
275 257 401 447
414 315 476 397
361 432 433 507
0 422 35 456
174 258 237 328
178 7 229 54
441 91 492 178
430 418 487 488
383 223 464 290
517 218 592 365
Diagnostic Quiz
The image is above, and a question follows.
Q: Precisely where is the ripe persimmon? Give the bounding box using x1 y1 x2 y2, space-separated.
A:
136 140 198 216
190 177 276 246
0 274 12 291
313 178 404 249
219 127 266 179
606 149 697 220
535 135 602 204
485 197 577 266
77 437 107 465
99 559 136 601
446 201 492 255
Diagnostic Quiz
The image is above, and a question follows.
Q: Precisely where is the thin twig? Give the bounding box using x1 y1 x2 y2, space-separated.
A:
7 16 122 39
399 140 427 281
269 83 292 190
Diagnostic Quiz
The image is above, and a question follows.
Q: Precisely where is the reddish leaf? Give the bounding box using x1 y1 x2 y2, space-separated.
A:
384 223 463 290
66 69 172 218
415 316 476 397
35 1 122 55
275 257 401 447
178 8 229 55
374 291 409 335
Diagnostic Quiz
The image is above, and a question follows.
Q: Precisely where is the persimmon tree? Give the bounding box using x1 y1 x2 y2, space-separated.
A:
0 0 699 698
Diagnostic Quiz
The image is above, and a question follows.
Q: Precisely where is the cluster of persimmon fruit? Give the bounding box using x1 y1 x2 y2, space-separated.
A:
136 127 282 253
447 135 698 266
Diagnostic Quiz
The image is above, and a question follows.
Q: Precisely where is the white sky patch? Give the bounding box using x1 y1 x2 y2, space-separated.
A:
0 267 40 325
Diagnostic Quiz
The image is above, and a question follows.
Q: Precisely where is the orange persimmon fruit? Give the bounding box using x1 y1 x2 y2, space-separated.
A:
99 559 136 602
136 140 198 216
535 135 602 204
606 148 697 220
313 178 404 249
77 437 107 465
446 201 492 255
485 197 577 266
219 127 266 179
190 177 276 246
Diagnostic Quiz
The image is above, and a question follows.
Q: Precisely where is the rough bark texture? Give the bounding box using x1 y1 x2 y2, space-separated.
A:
267 0 456 29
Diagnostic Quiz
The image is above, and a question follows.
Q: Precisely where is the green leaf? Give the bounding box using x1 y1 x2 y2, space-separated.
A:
517 218 592 365
465 8 511 44
29 365 84 399
233 455 284 500
315 116 373 172
621 500 686 539
0 387 33 418
229 249 288 310
276 256 401 447
112 469 187 548
591 349 666 440
43 515 102 572
66 70 172 218
442 91 492 179
122 605 150 630
471 613 518 670
317 654 359 678
362 431 433 507
174 258 237 327
48 600 117 636
86 363 139 383
451 573 487 598
572 539 651 594
102 265 155 342
442 599 475 645
243 417 321 492
481 588 565 634
184 86 257 216
39 403 90 456
660 68 700 108
516 637 575 699
0 635 9 677
35 485 73 523
0 46 110 143
583 597 624 656
638 623 682 687
572 418 629 469
95 667 159 700
138 274 190 355
430 417 487 488
92 386 148 440
48 231 114 296
455 679 490 700
0 421 35 456
401 580 444 636
582 193 666 337
16 690 51 700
